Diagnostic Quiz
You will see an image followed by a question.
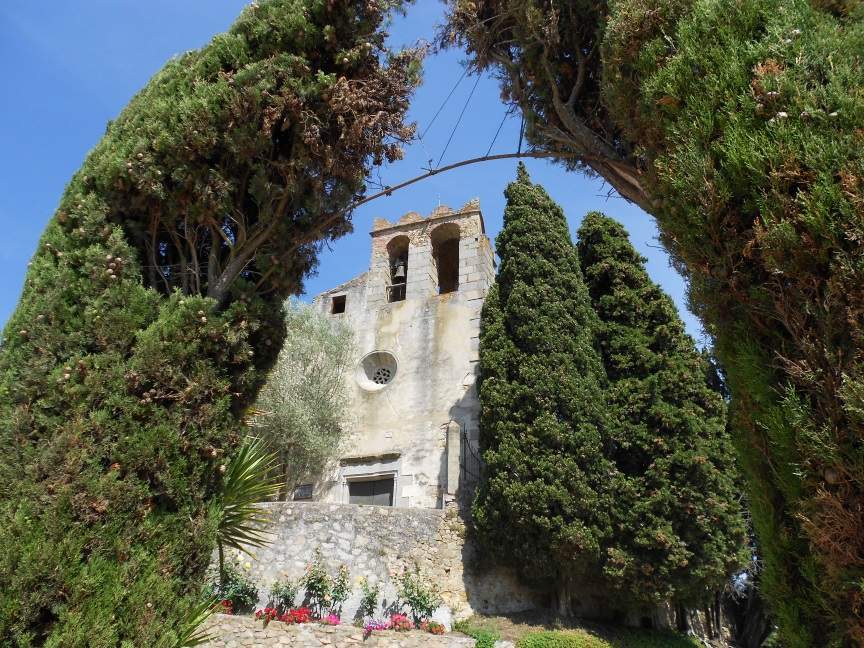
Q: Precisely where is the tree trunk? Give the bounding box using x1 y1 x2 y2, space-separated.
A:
556 577 573 617
675 604 689 633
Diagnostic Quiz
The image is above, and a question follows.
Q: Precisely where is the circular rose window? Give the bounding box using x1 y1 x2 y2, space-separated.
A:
356 351 398 391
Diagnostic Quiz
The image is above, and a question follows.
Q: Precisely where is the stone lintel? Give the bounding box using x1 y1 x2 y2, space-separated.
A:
339 451 402 466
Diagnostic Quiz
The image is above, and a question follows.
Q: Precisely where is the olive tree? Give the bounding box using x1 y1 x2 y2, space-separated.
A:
250 300 354 497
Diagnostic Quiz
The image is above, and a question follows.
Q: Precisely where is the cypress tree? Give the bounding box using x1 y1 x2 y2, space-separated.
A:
577 212 747 608
473 164 613 613
0 1 418 645
448 0 864 642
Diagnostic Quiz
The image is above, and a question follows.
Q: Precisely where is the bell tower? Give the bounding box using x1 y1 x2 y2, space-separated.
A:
364 199 494 310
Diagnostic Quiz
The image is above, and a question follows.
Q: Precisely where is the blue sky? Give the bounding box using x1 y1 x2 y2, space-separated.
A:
0 1 703 342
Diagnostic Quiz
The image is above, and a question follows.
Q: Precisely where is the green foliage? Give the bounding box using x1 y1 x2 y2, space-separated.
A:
300 549 331 618
249 300 354 495
357 577 381 618
516 629 699 648
267 579 299 614
449 0 864 642
299 549 350 617
517 631 608 648
216 437 281 565
473 164 613 604
395 566 443 624
331 565 351 616
0 0 419 645
576 212 747 605
160 596 218 648
453 620 500 648
203 564 258 613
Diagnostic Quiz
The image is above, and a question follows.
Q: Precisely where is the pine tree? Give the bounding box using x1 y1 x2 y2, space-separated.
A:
577 212 747 609
448 0 864 642
0 2 418 645
473 164 613 613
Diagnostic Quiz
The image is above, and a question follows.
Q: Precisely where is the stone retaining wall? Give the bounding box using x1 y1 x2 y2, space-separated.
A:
220 502 708 635
201 614 485 648
223 502 541 625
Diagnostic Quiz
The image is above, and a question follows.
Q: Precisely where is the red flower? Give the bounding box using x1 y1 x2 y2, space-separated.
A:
255 607 280 627
284 607 312 624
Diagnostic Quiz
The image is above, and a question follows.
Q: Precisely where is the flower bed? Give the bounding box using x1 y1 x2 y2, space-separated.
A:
201 613 476 648
253 606 343 628
363 613 445 637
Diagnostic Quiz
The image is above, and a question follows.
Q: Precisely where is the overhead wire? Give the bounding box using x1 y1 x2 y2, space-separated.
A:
484 107 512 157
419 67 467 141
435 73 482 169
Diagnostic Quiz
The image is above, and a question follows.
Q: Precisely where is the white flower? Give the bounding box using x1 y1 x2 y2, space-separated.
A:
777 112 788 119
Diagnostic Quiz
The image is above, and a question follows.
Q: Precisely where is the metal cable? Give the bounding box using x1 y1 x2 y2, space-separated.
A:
435 73 481 169
419 67 467 141
484 107 512 157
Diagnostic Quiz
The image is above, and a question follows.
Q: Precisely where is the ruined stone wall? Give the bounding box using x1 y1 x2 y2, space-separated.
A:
225 502 542 625
200 614 484 648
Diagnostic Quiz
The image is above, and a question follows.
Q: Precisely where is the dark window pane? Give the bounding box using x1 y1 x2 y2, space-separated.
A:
348 478 394 506
373 478 394 506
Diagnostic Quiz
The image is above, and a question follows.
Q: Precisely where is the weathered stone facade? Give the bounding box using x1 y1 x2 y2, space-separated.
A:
200 613 493 648
307 201 495 509
226 502 542 624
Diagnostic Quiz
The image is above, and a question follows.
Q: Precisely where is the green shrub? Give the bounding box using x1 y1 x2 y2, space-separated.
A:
517 631 609 648
357 577 381 618
396 566 443 623
330 565 351 616
203 564 258 613
267 579 299 614
516 629 700 648
453 620 500 648
299 549 351 617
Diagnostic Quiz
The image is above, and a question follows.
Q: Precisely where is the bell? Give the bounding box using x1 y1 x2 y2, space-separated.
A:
393 262 406 280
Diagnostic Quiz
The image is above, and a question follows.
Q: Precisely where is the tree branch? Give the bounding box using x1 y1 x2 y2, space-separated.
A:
207 220 277 305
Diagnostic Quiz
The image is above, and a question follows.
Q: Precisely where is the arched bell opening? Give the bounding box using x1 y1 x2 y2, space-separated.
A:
386 235 409 303
431 223 460 294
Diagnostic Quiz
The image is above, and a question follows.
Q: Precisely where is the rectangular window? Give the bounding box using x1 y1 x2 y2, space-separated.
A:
348 477 394 506
331 294 346 314
293 483 313 500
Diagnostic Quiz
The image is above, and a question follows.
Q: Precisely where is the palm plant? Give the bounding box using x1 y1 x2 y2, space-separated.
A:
159 596 219 648
216 436 283 585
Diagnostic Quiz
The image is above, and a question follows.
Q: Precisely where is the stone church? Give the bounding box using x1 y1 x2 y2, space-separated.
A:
215 200 722 639
304 199 495 509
